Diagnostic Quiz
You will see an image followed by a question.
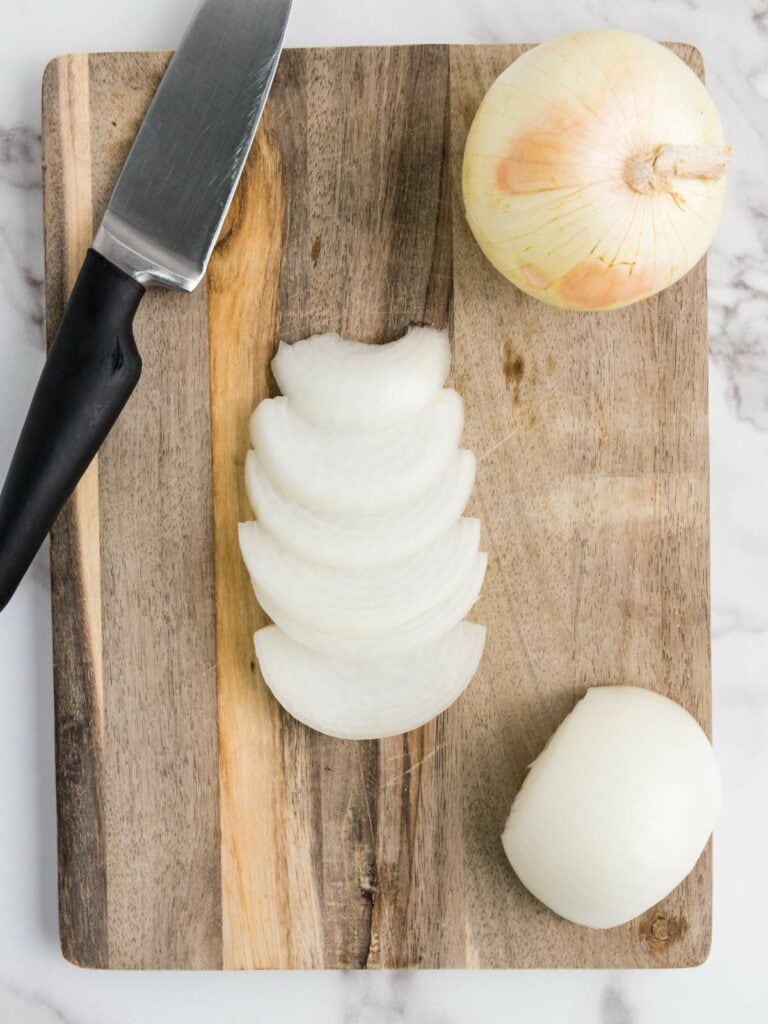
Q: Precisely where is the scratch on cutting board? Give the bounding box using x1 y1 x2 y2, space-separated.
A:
380 745 443 788
478 431 515 463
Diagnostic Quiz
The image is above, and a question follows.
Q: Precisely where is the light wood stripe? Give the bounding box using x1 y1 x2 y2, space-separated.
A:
208 113 296 970
58 56 104 757
58 55 94 290
44 52 108 969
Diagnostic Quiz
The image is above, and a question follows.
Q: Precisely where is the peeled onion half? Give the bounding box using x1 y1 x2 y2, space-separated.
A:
245 449 477 569
254 621 486 740
250 389 464 515
271 327 451 431
502 686 721 929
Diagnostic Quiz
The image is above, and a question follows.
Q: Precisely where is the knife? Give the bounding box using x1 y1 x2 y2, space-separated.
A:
0 0 293 612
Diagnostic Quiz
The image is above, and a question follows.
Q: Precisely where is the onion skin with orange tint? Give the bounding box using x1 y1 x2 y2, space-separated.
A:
462 30 730 311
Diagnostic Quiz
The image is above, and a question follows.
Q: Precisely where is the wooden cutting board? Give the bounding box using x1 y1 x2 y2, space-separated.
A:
43 43 712 970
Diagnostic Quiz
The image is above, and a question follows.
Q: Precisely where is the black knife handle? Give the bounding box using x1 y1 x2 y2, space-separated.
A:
0 249 145 612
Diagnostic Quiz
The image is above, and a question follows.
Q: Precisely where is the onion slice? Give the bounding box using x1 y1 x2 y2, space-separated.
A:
501 686 722 929
271 327 451 431
245 448 477 569
254 621 486 740
239 518 481 635
253 552 488 660
250 389 463 515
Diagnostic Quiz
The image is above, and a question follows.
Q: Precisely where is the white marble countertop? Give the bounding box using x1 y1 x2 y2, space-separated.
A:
1 0 766 1020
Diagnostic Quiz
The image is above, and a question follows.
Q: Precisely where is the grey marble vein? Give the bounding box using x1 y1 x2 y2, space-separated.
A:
0 125 44 337
340 973 447 1024
600 982 635 1024
0 977 72 1024
0 125 40 187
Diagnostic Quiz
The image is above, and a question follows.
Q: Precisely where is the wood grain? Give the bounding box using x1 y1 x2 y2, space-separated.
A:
208 69 294 970
88 52 222 970
450 43 711 969
276 47 455 970
45 53 223 969
43 52 108 970
44 43 712 969
209 46 455 970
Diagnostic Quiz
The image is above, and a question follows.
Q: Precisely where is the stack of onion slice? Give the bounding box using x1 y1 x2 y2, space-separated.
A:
239 327 487 740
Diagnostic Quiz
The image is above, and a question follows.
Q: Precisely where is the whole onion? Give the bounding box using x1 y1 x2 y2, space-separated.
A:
463 29 731 311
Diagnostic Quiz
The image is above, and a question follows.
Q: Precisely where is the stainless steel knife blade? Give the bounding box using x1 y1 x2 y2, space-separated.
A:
93 0 293 291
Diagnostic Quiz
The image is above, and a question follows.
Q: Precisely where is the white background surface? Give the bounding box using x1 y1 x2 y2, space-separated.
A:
1 1 767 1021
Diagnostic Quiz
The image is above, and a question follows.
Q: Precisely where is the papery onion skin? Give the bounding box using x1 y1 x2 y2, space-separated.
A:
463 29 730 311
501 686 721 929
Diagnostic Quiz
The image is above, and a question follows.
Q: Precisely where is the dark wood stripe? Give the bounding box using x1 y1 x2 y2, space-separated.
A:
88 53 222 969
271 46 453 967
